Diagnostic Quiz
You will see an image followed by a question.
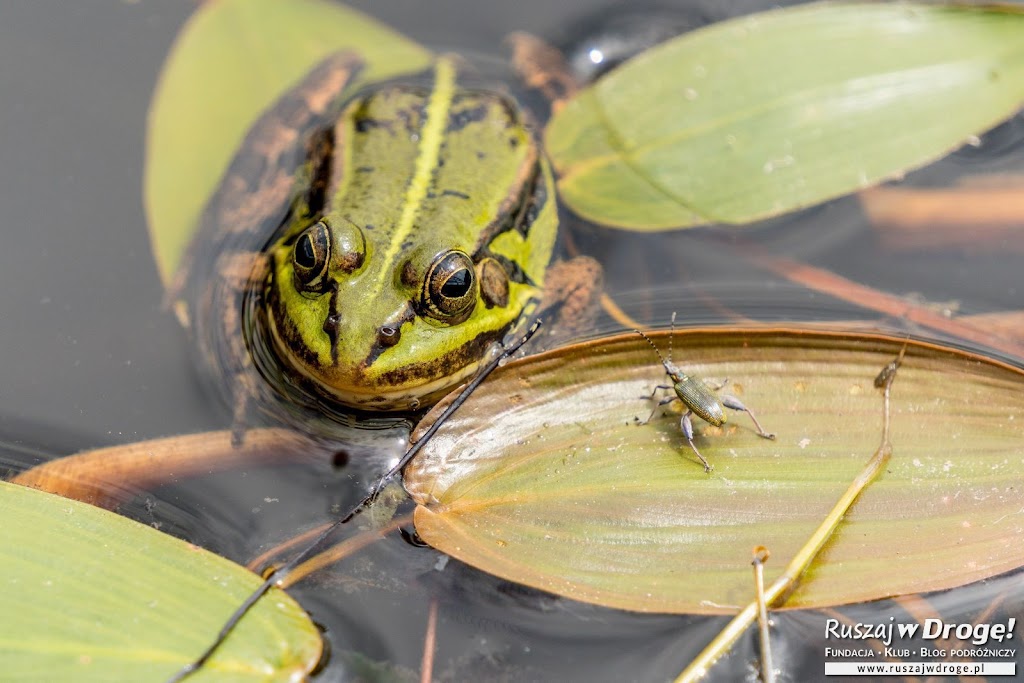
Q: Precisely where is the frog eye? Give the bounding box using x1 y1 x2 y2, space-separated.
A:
292 221 331 292
422 250 477 322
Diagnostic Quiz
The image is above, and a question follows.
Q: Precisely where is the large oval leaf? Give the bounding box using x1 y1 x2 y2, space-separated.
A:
0 480 321 681
145 0 430 286
404 330 1024 614
546 2 1024 229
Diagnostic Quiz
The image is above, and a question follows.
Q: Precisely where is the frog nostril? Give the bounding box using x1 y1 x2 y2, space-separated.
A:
321 312 343 363
377 325 401 347
323 313 341 339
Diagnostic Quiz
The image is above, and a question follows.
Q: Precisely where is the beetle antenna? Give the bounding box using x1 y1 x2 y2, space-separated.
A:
669 311 677 365
634 328 671 371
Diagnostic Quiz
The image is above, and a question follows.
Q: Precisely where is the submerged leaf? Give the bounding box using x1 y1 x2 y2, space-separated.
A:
0 481 321 681
145 0 430 286
404 330 1024 614
546 3 1024 229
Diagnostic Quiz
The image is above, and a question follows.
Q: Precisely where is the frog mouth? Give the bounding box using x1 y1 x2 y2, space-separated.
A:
317 361 484 411
262 305 496 412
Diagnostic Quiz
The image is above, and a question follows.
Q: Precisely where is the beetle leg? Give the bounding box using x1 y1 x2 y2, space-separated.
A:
721 395 776 440
641 384 674 400
680 411 713 473
703 377 729 392
638 394 677 425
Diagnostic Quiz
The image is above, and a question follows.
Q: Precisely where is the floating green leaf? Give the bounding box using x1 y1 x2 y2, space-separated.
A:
145 0 430 286
404 330 1024 614
0 480 321 681
546 3 1024 229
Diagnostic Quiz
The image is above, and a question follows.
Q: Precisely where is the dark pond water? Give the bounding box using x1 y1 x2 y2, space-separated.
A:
2 1 1023 681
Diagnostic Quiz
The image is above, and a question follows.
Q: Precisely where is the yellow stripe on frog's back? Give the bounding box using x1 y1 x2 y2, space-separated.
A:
372 57 457 291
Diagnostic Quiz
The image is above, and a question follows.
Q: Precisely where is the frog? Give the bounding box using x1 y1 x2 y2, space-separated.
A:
168 51 603 445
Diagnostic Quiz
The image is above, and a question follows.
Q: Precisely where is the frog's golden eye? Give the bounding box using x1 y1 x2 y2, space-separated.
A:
292 221 331 293
422 250 477 322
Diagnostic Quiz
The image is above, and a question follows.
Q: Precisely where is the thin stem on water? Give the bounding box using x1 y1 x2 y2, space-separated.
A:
166 320 543 682
752 546 774 683
675 347 901 683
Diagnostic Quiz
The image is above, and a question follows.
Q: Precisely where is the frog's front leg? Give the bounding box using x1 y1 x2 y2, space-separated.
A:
170 53 365 442
528 256 604 352
199 250 272 445
185 247 271 444
508 32 580 114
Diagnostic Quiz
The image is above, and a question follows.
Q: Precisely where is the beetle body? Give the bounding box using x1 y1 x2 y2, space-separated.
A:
668 366 726 427
635 316 775 472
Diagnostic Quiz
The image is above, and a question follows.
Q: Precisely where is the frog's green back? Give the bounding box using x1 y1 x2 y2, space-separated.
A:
263 58 558 411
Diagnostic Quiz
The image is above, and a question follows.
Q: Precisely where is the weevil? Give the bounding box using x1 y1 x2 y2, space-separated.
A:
635 314 775 472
